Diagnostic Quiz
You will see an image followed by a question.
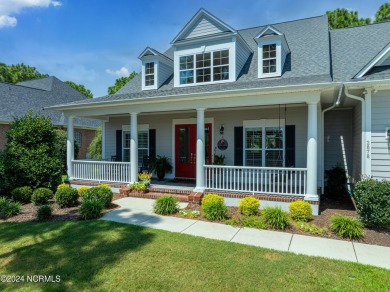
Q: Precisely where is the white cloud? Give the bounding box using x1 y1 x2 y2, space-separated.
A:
0 15 17 28
105 67 131 77
0 0 61 28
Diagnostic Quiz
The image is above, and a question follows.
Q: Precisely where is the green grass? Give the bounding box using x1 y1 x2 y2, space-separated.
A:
0 221 389 291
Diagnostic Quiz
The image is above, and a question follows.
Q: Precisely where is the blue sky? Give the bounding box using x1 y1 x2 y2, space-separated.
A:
0 0 386 97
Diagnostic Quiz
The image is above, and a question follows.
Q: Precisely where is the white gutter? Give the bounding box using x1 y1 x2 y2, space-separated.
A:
320 85 343 192
344 86 366 176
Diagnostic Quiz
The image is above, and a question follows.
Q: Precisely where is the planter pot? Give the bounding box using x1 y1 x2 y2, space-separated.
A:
157 170 166 181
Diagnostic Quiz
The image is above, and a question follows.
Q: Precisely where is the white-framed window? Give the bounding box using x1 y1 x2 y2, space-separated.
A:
74 131 82 147
122 131 149 167
179 49 230 85
145 62 155 86
258 40 282 78
244 120 285 167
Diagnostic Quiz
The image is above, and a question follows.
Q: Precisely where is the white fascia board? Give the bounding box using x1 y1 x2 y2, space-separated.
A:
355 43 390 78
172 32 236 48
255 25 283 38
171 8 236 44
344 78 390 90
138 47 158 59
255 34 290 53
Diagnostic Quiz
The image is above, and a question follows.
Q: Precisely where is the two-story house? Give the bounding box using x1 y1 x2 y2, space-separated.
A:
48 9 390 214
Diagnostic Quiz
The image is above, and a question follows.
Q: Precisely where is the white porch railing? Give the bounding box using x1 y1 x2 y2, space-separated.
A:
72 160 131 183
204 165 307 196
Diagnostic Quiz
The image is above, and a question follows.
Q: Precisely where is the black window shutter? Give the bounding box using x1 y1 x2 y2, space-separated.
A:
116 130 122 162
149 129 156 161
234 126 243 166
285 125 295 167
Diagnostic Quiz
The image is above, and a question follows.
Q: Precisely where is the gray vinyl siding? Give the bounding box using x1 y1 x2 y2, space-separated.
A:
371 90 390 180
236 39 251 79
352 102 362 179
324 109 353 177
184 18 224 39
104 106 308 179
158 61 173 88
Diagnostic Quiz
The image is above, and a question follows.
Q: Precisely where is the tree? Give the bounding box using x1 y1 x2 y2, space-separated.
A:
0 63 48 83
88 127 102 159
65 81 93 99
375 3 390 23
54 129 80 173
2 112 63 192
326 8 371 30
108 71 137 95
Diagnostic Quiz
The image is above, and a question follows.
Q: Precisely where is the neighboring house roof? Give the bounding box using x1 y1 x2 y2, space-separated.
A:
0 76 100 129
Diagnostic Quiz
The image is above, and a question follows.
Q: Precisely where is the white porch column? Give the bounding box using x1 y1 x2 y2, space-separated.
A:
306 101 319 200
195 108 205 191
101 121 106 160
130 112 138 183
66 116 74 179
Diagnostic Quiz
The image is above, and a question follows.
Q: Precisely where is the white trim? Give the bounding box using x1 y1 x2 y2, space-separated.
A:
364 89 372 175
142 60 158 90
171 117 214 179
258 39 282 78
122 124 149 132
102 121 106 159
255 25 283 38
355 43 390 78
171 8 236 44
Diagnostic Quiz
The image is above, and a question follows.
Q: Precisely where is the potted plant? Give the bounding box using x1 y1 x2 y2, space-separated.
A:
150 155 173 181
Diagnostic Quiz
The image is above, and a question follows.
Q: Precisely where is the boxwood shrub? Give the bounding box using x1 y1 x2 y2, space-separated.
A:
11 186 33 204
82 186 113 208
238 196 260 216
31 188 53 206
288 200 313 222
55 187 79 208
353 178 390 228
36 204 52 221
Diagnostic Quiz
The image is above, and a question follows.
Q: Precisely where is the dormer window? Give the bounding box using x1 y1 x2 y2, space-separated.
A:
145 62 155 86
178 49 230 86
262 44 277 74
255 26 290 79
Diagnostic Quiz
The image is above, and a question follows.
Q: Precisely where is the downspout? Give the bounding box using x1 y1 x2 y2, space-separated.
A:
344 86 366 176
321 85 343 193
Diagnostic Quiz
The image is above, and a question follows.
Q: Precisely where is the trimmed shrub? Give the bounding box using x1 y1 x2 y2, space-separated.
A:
238 196 260 216
36 204 52 221
129 182 147 192
289 200 313 222
57 183 69 191
353 178 390 228
202 200 227 221
82 186 113 208
262 207 289 230
78 186 89 198
80 199 104 220
2 112 63 192
202 193 224 206
98 184 111 189
2 201 22 218
55 187 79 208
31 188 53 206
11 186 33 204
330 215 365 239
154 195 179 215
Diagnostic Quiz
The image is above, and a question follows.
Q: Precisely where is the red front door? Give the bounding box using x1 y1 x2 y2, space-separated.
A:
175 123 212 179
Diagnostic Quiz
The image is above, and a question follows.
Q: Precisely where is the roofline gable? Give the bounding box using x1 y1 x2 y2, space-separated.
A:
138 47 173 62
171 8 236 44
354 42 390 78
255 25 283 38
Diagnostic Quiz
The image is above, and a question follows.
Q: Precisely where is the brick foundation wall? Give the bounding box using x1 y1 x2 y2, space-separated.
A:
0 124 10 152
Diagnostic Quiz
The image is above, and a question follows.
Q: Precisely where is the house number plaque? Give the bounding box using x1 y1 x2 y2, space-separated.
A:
217 139 228 151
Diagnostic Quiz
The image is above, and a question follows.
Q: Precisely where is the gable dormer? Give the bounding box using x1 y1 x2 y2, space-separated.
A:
171 9 252 87
139 47 173 90
255 25 290 78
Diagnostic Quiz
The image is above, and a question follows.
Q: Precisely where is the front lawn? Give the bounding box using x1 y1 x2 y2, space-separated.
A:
0 221 389 291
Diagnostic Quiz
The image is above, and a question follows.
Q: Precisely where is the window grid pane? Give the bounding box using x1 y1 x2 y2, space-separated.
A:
179 55 194 84
145 62 155 86
262 44 277 74
122 131 149 165
213 50 229 81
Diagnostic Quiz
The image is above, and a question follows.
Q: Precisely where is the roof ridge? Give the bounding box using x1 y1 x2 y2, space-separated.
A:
330 19 390 32
0 81 49 92
237 14 326 32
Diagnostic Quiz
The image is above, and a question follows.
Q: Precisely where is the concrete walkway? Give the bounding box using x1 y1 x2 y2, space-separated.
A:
101 197 390 270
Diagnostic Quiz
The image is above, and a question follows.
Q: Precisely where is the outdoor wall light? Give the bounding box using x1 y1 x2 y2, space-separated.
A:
220 124 225 135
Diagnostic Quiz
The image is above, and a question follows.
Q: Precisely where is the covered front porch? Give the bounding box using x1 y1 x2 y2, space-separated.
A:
65 99 320 207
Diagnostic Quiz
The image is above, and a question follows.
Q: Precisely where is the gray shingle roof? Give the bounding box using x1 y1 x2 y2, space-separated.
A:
330 21 390 81
0 76 100 128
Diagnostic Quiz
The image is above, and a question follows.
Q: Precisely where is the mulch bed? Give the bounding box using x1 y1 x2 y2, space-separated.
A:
0 193 124 223
177 198 390 247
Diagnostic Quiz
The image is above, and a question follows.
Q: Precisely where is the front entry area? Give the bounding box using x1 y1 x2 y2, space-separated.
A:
175 123 212 178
